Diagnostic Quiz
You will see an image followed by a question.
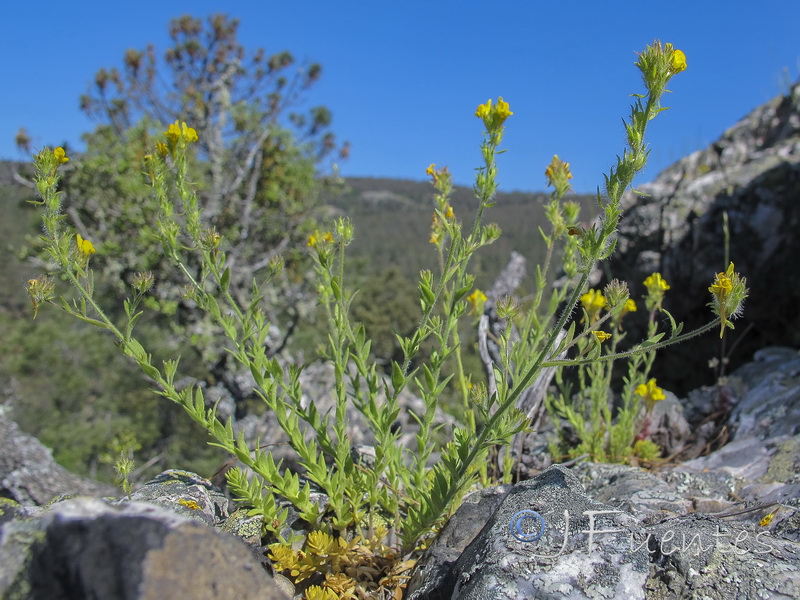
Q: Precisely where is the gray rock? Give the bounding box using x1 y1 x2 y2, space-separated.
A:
0 409 115 505
412 465 651 599
407 462 800 599
643 514 800 599
726 347 800 441
406 484 513 599
129 469 231 527
0 496 289 600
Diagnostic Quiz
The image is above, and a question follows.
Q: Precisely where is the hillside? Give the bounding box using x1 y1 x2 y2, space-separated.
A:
322 176 597 287
0 164 598 303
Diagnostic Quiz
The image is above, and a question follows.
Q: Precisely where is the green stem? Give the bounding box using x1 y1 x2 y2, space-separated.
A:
545 318 721 367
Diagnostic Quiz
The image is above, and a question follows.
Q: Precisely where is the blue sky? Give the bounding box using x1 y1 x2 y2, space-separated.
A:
1 1 798 193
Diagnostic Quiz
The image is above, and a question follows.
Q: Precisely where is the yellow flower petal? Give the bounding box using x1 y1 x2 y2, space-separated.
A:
592 331 612 343
475 99 492 119
53 147 69 164
76 233 96 256
670 49 687 73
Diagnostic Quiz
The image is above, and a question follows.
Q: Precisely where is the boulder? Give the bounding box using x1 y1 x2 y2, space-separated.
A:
0 497 288 600
0 407 115 505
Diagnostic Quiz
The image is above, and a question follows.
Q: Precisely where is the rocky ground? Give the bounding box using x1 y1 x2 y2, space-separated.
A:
1 346 798 599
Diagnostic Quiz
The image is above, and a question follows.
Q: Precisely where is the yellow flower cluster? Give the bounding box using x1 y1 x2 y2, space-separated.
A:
635 377 666 411
162 120 199 154
307 230 334 247
467 289 488 315
544 155 573 196
709 269 733 297
165 120 198 144
635 41 687 99
643 272 670 312
708 262 747 338
580 289 606 324
643 273 670 292
475 96 513 132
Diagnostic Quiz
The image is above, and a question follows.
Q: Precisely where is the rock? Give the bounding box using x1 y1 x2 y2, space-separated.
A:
0 408 115 505
725 347 800 441
642 513 800 599
406 484 513 599
447 465 652 599
0 497 288 600
408 461 799 599
604 83 800 394
129 469 231 527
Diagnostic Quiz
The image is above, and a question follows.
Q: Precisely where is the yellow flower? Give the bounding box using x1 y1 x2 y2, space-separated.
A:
544 155 573 195
475 99 492 120
592 331 612 343
643 273 670 292
760 509 779 527
163 120 199 149
495 96 513 120
164 121 182 144
426 163 436 177
76 233 96 256
580 289 605 323
53 147 69 164
708 262 747 338
307 229 334 247
581 289 606 311
181 122 199 143
670 49 687 73
635 378 666 411
476 97 513 126
643 272 670 312
709 270 733 297
444 204 455 219
156 141 169 157
467 289 488 314
624 299 637 313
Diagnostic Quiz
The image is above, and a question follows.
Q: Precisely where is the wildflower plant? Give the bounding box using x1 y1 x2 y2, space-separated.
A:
28 41 748 598
546 274 670 463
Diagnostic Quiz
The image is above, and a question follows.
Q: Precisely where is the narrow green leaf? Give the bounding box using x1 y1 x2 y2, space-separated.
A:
220 267 231 292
